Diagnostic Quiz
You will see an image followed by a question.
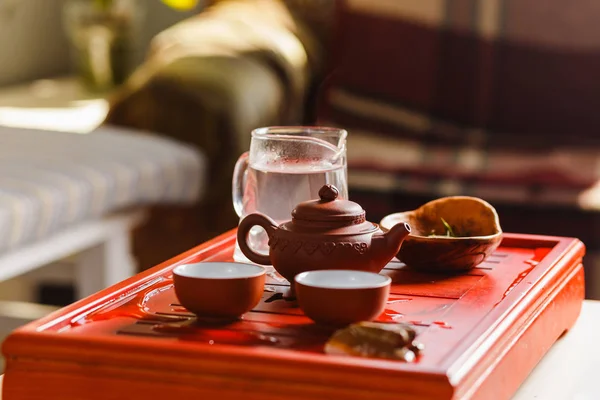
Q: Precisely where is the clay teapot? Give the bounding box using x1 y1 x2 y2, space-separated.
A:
237 184 411 284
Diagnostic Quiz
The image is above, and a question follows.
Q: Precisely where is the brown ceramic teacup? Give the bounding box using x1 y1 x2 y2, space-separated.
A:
173 262 266 319
294 270 391 326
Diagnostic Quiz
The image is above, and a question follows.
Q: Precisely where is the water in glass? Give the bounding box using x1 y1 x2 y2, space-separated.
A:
232 127 348 263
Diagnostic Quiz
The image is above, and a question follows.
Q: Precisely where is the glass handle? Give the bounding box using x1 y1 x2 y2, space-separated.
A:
232 152 249 217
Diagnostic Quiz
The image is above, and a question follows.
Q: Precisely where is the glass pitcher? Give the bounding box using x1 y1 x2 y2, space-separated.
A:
232 126 348 263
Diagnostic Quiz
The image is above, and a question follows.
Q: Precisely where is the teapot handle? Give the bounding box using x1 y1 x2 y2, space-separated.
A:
237 213 277 265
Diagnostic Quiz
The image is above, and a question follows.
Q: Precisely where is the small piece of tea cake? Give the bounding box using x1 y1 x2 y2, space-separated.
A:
324 322 424 362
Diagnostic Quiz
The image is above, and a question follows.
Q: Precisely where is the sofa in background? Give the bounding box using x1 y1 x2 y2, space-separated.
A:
105 0 600 297
0 124 204 353
104 0 331 269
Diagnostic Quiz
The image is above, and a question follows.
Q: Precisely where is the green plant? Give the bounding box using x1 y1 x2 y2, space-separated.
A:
161 0 199 10
93 0 199 11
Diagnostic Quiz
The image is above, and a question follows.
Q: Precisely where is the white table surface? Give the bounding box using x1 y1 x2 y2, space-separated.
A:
1 300 599 400
511 300 600 400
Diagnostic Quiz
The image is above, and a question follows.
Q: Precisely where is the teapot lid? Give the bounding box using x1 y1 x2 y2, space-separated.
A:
292 185 365 224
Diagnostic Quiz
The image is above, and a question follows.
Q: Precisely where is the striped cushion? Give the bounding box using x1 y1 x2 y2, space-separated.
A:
0 125 205 252
318 0 600 210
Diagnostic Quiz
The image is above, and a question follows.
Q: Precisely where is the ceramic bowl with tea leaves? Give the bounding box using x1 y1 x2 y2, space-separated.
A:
380 196 502 272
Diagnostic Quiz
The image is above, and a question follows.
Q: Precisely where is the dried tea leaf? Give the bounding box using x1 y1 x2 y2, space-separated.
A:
324 322 423 361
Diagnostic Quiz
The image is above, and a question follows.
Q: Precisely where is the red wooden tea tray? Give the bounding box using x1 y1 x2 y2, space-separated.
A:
2 230 585 400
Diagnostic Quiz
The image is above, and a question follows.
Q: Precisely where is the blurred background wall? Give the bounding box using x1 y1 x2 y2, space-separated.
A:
0 0 203 87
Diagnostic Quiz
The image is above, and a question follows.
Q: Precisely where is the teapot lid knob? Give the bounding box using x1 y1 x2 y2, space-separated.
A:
291 184 365 224
319 184 339 202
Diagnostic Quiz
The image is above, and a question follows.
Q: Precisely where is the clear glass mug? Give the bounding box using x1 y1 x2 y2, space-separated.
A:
232 126 348 263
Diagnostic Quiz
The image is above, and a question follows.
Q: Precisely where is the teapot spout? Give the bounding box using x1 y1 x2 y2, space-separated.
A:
371 222 412 263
